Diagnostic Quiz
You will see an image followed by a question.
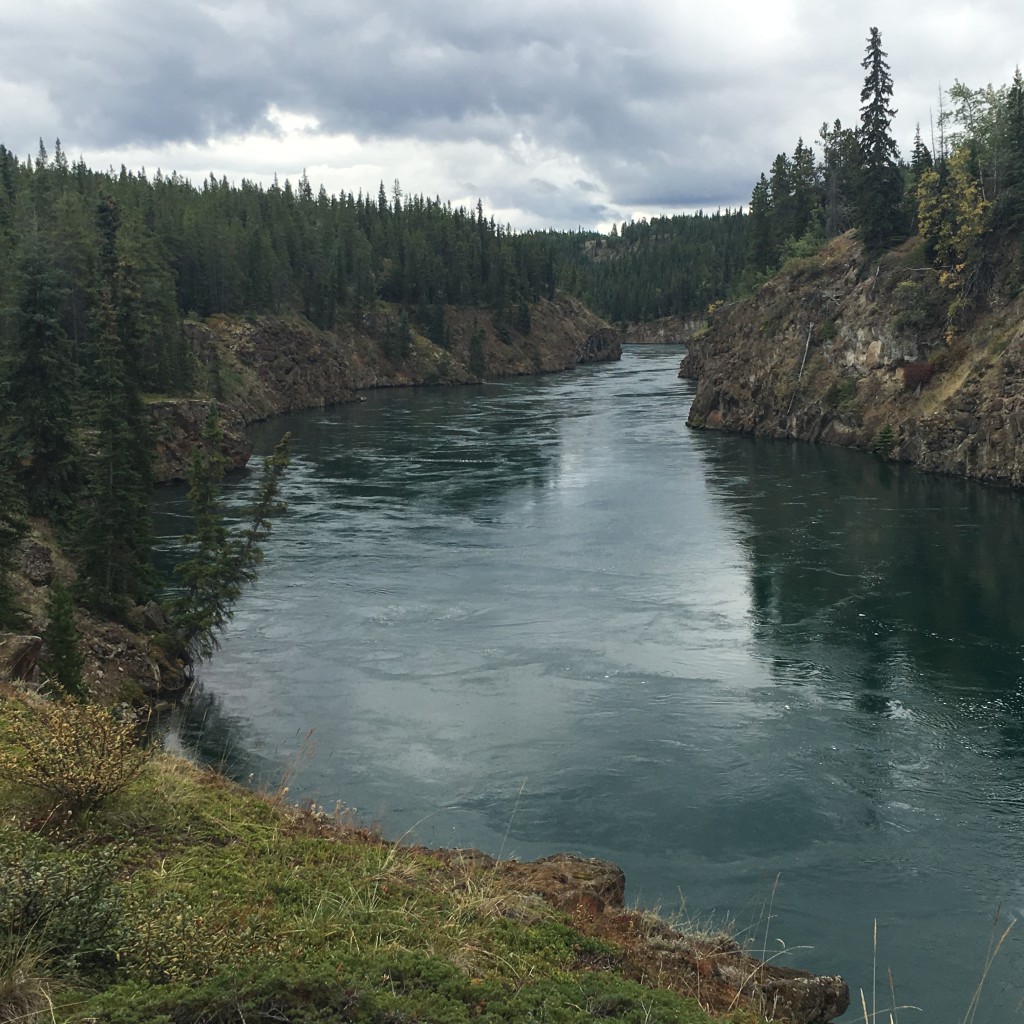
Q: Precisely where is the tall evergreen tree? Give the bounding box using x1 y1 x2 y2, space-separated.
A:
170 407 291 662
856 27 905 253
818 119 859 238
230 432 292 589
6 232 80 515
746 174 775 272
75 287 157 617
1000 67 1024 226
171 406 234 661
0 376 26 630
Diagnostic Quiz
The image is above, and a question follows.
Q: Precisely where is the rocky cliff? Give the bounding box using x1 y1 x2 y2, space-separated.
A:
624 315 705 345
150 296 621 481
681 231 1024 487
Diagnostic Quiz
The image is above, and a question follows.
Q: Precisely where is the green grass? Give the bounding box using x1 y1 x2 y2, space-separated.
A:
0 699 758 1024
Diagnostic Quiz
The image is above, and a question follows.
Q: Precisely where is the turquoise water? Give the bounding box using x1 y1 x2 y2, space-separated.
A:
155 347 1024 1020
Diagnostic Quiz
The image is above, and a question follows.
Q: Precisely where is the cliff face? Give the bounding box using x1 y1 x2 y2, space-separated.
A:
623 315 705 345
150 296 621 481
681 232 1024 487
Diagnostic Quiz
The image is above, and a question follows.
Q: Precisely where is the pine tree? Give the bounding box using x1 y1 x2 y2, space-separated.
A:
171 406 234 661
230 432 291 588
746 174 775 272
818 119 859 238
856 27 905 253
1000 67 1024 226
0 368 26 629
7 232 80 516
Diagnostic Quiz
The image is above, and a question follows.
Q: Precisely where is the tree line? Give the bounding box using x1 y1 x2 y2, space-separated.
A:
0 146 562 676
560 27 1002 323
551 211 749 324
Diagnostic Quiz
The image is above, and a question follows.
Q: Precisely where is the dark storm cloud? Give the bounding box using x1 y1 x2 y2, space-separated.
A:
4 0 1024 227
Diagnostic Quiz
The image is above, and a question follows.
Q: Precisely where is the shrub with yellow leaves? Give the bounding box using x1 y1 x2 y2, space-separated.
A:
0 697 152 813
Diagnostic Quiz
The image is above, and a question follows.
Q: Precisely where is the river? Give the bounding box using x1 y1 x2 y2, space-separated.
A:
154 346 1024 1021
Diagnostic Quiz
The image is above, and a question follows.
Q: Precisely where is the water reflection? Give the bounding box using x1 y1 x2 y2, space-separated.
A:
156 685 280 784
693 435 1024 704
151 351 1024 1020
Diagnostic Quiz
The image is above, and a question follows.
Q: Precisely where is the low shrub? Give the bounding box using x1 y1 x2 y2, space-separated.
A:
0 697 152 813
0 826 126 975
901 361 934 392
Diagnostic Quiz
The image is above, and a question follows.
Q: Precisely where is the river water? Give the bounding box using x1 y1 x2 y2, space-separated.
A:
154 346 1024 1021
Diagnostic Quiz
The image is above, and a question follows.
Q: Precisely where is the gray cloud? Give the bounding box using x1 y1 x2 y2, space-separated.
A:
3 0 1023 228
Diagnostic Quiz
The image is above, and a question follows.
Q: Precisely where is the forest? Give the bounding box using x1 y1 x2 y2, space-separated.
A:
3 26 1024 666
0 144 564 657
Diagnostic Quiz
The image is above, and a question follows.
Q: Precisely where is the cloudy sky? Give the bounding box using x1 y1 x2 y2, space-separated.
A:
2 0 1021 231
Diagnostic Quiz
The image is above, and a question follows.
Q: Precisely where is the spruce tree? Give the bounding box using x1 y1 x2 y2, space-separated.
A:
746 174 775 272
171 406 234 661
1001 67 1024 227
818 119 859 238
7 232 80 516
0 362 26 628
43 577 86 700
856 27 905 253
170 407 291 662
76 287 157 617
231 432 292 587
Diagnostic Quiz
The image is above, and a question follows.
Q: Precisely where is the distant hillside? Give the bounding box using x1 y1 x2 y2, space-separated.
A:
552 211 748 324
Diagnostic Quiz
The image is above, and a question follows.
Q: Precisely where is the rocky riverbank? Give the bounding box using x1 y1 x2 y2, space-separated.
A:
151 296 622 481
681 231 1024 487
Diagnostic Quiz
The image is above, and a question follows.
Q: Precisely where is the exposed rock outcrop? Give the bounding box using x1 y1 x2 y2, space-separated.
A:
16 540 54 587
680 232 1024 487
148 398 253 479
625 315 706 345
78 616 178 700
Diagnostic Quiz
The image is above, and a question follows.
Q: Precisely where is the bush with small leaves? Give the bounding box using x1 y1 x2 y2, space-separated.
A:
902 360 934 391
0 826 126 974
0 697 152 813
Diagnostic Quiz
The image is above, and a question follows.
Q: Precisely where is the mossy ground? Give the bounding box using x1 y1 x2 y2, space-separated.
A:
0 697 760 1024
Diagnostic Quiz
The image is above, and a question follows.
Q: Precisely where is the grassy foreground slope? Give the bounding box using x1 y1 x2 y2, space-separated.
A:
0 692 789 1024
0 694 855 1024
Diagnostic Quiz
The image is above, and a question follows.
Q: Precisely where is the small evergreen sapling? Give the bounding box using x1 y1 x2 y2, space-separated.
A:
42 578 86 701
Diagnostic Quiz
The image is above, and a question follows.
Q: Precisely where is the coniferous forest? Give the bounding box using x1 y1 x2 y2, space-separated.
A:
0 146 563 643
4 25 1024 654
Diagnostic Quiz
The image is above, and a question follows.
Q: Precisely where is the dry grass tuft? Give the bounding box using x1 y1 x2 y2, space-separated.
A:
0 937 57 1024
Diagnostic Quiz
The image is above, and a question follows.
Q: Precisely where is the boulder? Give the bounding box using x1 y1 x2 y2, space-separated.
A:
16 541 54 587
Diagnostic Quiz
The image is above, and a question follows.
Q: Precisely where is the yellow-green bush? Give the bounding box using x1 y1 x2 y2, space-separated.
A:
0 697 151 813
